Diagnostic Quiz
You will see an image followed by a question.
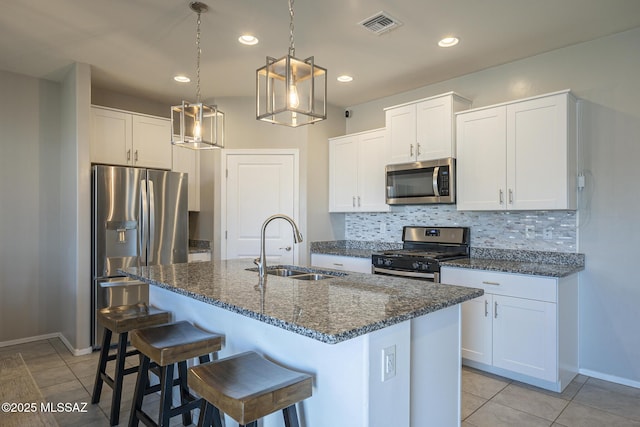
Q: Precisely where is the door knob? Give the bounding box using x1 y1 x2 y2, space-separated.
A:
279 246 292 251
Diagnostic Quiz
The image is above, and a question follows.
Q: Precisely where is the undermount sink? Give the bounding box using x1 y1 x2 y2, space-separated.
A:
246 266 346 281
291 273 332 281
267 268 308 277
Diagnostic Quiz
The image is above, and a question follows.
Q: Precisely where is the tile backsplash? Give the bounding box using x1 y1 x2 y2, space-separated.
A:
345 205 577 252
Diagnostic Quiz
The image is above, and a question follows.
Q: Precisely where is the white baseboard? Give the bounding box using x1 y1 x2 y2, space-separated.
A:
0 332 60 348
579 368 640 389
0 332 93 357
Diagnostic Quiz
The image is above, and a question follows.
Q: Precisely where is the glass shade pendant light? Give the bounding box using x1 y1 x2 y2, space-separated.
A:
171 2 224 149
256 0 327 127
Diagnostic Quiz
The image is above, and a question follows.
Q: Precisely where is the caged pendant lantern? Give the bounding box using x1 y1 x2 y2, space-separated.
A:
171 2 224 149
256 0 327 127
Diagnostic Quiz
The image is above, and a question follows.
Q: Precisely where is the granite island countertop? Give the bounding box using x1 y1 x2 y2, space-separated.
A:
120 259 482 345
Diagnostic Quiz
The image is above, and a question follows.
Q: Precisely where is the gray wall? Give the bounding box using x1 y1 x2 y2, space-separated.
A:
0 70 63 342
345 27 640 386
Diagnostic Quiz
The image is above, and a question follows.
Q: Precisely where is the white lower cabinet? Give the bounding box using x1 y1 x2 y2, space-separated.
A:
311 254 372 274
441 266 578 392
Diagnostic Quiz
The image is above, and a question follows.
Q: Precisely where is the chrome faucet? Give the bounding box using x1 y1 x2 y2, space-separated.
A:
254 214 303 279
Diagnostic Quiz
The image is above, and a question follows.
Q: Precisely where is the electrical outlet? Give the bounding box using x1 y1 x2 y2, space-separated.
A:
525 225 535 239
543 227 553 240
382 345 396 381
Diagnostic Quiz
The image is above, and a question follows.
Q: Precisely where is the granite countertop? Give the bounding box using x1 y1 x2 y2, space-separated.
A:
312 241 585 278
120 259 482 345
442 248 585 277
310 240 401 259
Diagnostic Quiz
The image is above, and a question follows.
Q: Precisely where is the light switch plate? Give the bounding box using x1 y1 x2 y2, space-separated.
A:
382 345 396 381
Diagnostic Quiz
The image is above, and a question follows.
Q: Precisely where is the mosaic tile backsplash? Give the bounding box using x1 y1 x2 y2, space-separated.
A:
345 205 577 253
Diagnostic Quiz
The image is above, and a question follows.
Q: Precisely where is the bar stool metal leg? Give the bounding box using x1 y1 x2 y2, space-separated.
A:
91 328 112 404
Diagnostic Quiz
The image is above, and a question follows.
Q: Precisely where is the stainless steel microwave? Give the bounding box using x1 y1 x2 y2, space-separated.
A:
385 157 455 205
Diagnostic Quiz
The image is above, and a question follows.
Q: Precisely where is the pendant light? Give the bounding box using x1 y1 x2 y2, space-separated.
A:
256 0 327 127
171 2 224 149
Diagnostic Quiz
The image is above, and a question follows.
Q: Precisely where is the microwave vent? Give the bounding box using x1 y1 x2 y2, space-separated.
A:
359 11 403 35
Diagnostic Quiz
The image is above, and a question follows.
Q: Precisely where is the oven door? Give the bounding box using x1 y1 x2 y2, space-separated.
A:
372 266 439 283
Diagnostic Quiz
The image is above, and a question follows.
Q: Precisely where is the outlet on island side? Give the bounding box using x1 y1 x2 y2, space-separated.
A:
382 345 396 382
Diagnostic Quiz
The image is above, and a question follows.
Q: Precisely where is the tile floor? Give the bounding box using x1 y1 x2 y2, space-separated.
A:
2 337 640 426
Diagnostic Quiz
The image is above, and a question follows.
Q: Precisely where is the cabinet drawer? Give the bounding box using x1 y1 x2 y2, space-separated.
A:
311 254 372 274
442 267 557 303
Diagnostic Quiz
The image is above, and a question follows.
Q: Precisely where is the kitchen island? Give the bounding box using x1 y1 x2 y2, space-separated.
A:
121 259 482 427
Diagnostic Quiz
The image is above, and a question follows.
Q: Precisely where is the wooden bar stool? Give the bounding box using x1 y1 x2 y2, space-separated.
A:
188 351 313 427
92 303 171 426
129 321 223 427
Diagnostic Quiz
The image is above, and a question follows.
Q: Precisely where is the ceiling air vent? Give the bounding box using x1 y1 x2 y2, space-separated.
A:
359 11 403 35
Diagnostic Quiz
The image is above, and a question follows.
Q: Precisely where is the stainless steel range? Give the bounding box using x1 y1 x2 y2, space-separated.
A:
372 226 470 283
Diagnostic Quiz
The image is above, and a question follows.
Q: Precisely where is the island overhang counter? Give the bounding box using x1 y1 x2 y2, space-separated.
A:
121 259 482 427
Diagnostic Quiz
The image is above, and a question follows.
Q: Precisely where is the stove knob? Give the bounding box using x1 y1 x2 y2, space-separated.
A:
384 259 392 266
412 262 420 269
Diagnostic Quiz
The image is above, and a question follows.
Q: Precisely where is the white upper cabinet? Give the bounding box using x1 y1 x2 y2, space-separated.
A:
385 92 472 164
90 106 172 170
329 128 391 213
172 146 200 211
456 90 577 211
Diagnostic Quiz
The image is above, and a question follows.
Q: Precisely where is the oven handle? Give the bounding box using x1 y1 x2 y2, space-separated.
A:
373 266 438 282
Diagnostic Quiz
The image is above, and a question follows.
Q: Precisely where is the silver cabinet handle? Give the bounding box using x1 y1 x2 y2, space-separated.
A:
352 196 356 207
484 300 489 317
417 143 421 157
357 196 361 207
482 281 501 286
134 150 139 162
508 189 513 204
499 189 504 204
127 149 131 161
410 144 414 157
332 263 344 266
279 246 292 251
494 301 498 319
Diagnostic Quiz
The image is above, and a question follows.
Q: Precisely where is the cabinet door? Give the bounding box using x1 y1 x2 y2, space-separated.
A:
329 136 359 212
90 107 132 166
357 130 390 212
456 106 507 210
492 294 557 382
416 96 453 160
172 146 200 211
507 93 573 210
132 115 172 169
386 104 416 164
461 295 493 365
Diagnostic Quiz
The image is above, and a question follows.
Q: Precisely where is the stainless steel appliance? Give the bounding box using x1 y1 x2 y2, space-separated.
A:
91 165 188 347
372 226 469 283
385 157 455 205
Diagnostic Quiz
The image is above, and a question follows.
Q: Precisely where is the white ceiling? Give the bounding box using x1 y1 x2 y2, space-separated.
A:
1 0 640 108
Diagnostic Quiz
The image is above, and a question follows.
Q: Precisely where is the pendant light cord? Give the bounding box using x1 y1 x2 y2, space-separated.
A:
288 0 295 57
195 9 202 104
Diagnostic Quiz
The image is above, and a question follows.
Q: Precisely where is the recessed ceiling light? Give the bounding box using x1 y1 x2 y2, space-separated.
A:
337 75 353 83
238 34 259 45
174 75 190 83
438 37 459 48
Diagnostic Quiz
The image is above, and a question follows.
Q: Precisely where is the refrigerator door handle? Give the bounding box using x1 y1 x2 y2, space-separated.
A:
140 179 148 265
148 179 156 264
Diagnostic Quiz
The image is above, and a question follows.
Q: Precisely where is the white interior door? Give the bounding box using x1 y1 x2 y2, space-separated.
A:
224 151 298 264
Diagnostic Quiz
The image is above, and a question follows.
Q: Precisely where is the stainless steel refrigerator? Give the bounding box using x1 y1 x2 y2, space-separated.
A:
91 165 188 347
